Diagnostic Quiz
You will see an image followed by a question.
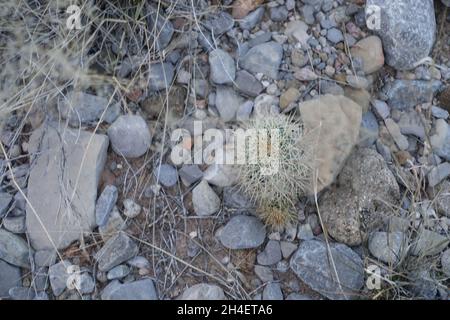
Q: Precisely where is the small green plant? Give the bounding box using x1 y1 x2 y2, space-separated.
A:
237 114 313 229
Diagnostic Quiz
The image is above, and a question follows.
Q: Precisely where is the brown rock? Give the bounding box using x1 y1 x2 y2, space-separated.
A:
350 36 385 74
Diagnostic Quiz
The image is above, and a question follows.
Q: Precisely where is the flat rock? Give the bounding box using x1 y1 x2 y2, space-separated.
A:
148 63 174 91
179 283 225 300
209 49 236 85
257 240 282 266
49 260 72 296
239 7 265 30
192 180 220 216
240 42 283 79
368 231 406 264
0 260 21 298
427 163 450 187
204 11 234 35
434 122 450 161
101 279 157 300
320 148 400 246
95 185 118 227
350 36 384 74
234 70 263 97
298 94 362 194
95 232 139 271
290 239 364 300
3 215 26 234
218 215 266 249
0 192 12 217
366 0 435 70
411 229 449 256
154 164 178 187
262 282 283 300
26 123 108 250
108 115 151 158
384 80 442 110
0 228 31 268
215 86 245 122
147 7 173 51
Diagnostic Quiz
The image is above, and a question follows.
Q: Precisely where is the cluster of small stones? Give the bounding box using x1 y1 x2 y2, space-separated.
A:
1 0 450 300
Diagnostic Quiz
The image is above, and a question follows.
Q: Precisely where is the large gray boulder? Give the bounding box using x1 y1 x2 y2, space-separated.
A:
26 123 109 250
366 0 436 70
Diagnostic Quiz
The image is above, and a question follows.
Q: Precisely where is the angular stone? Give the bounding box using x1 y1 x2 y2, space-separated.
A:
428 163 450 188
95 185 118 227
148 63 174 91
366 0 436 70
0 228 31 268
290 239 364 300
257 240 282 266
320 148 400 246
384 80 442 110
209 49 236 85
179 283 225 300
215 86 245 122
368 231 406 264
411 229 449 256
147 7 174 51
262 282 283 300
26 124 108 250
101 279 157 300
98 206 126 241
350 36 384 74
108 115 151 158
218 215 266 249
385 118 409 150
179 165 203 186
298 95 362 193
192 180 220 216
240 42 283 79
95 232 139 271
3 215 26 234
0 260 21 298
239 7 265 30
0 192 12 217
49 260 72 296
204 11 234 35
234 70 263 97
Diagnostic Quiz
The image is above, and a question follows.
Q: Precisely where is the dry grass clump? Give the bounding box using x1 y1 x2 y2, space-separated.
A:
236 114 313 229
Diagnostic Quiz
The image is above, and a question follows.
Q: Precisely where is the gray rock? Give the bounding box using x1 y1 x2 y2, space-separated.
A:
179 165 203 186
179 283 225 300
319 81 344 96
366 0 435 70
123 199 141 219
236 101 254 121
32 267 48 291
262 282 283 300
215 86 244 122
257 240 282 266
26 124 108 250
223 187 254 213
192 180 220 216
384 80 442 110
154 164 178 187
101 279 158 300
34 249 56 267
0 260 21 298
427 163 450 187
297 224 314 240
301 5 315 24
326 28 344 44
441 249 450 277
58 91 110 127
209 49 236 85
398 111 426 140
280 241 297 259
95 185 118 227
290 239 364 300
76 273 95 294
320 148 400 246
0 192 12 217
286 293 313 300
33 291 49 300
359 111 379 147
409 270 437 299
107 265 130 280
8 287 35 300
218 215 266 249
234 70 263 97
270 6 288 22
203 164 239 187
371 100 390 119
368 231 406 264
49 260 72 296
431 106 449 119
254 265 274 283
99 206 125 241
434 123 450 161
95 233 139 272
385 118 409 150
147 7 173 51
205 11 234 35
0 228 31 268
239 7 265 30
127 256 150 269
411 229 449 256
148 63 174 91
3 215 26 233
240 42 283 79
108 115 151 158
